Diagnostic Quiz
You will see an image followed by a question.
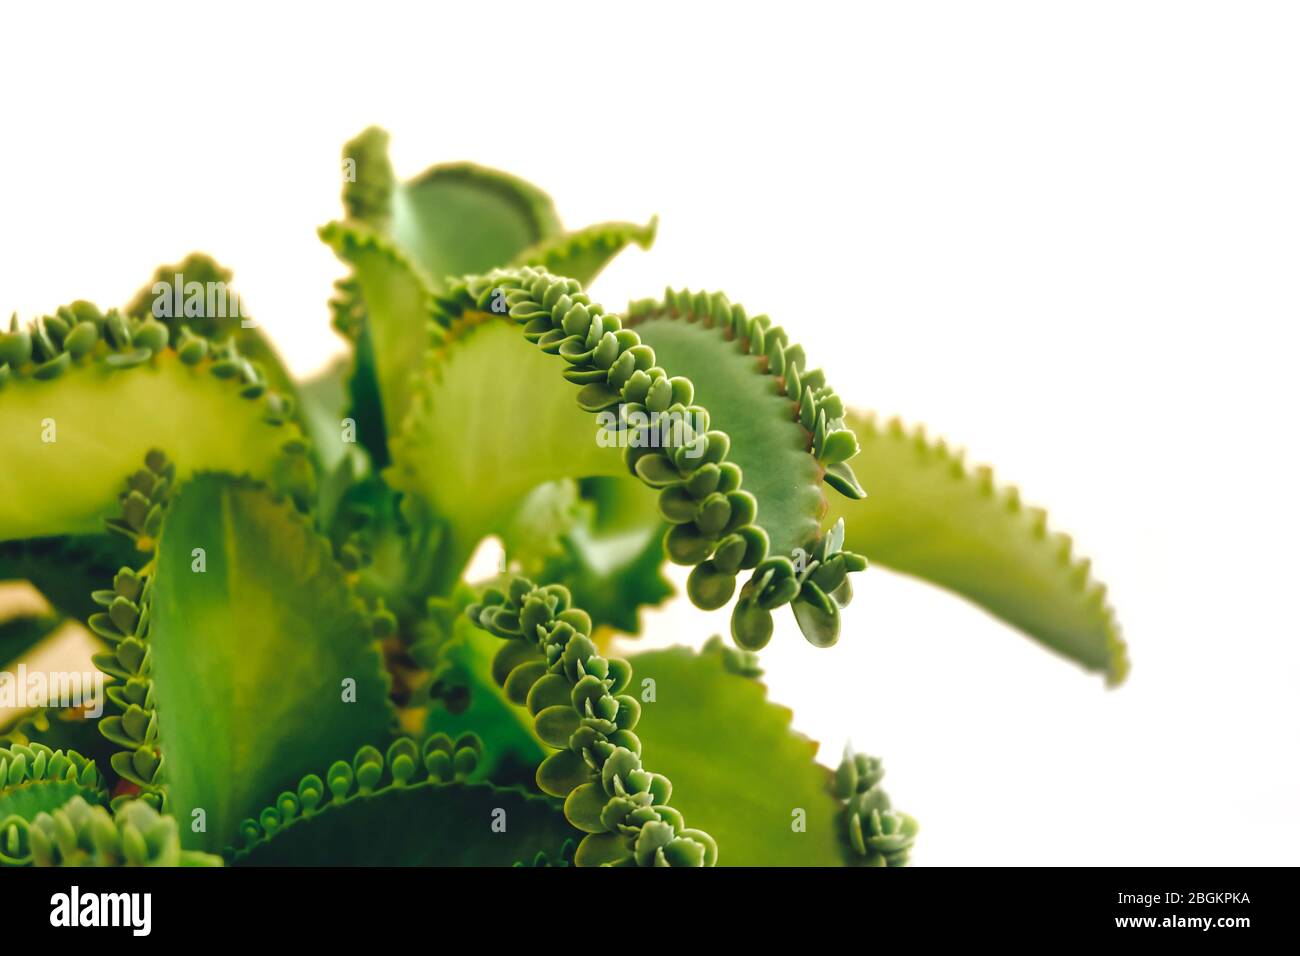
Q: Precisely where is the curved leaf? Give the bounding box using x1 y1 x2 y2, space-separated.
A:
230 734 572 866
27 795 221 867
122 253 298 404
319 221 436 460
391 313 625 571
328 130 652 466
0 707 116 779
625 290 867 648
0 743 105 866
465 577 717 867
624 291 853 557
0 332 308 542
342 126 563 288
296 355 355 475
627 645 853 866
385 266 865 647
512 218 658 286
392 161 562 286
826 412 1128 684
107 473 395 851
234 780 571 866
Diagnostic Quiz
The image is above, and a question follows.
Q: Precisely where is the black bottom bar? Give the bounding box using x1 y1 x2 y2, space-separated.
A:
2 865 1287 942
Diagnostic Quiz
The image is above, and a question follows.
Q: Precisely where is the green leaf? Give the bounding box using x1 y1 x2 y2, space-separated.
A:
122 253 299 406
512 218 658 286
627 646 854 866
496 478 585 571
319 222 434 463
463 576 714 867
341 127 562 291
0 352 306 542
342 320 391 468
329 132 560 463
0 778 96 833
0 743 106 866
616 290 869 646
389 268 860 650
232 781 571 866
142 475 395 851
328 132 655 467
391 313 628 580
0 743 104 819
826 412 1128 684
392 161 562 286
295 355 354 475
341 126 395 226
27 795 221 867
0 708 117 776
539 484 674 635
626 294 846 558
326 472 444 622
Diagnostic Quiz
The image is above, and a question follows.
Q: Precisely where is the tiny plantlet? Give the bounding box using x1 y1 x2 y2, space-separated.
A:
0 127 1126 868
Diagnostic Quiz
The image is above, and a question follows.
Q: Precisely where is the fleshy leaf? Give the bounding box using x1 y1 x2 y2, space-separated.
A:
328 130 652 468
122 253 299 405
391 161 562 287
0 743 106 866
0 708 116 776
826 412 1128 684
0 310 310 542
231 736 573 866
391 311 625 579
512 218 658 287
27 795 221 867
625 289 864 555
464 576 716 867
341 127 562 288
624 290 868 647
234 780 570 866
107 472 395 851
296 355 356 476
326 471 444 625
627 645 857 865
319 221 436 464
832 746 919 867
389 267 862 647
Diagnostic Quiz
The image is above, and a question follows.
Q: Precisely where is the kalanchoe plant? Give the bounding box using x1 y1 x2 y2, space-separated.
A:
0 127 1127 867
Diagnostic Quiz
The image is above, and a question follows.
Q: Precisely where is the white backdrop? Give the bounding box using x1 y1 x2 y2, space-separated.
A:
2 1 1296 865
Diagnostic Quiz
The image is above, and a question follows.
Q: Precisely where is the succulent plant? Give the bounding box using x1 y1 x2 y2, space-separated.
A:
0 127 1126 867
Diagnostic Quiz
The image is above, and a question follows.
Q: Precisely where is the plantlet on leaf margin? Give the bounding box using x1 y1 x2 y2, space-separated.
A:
0 126 1125 869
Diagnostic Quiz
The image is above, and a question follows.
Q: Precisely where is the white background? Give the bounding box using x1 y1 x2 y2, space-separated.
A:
2 1 1296 865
